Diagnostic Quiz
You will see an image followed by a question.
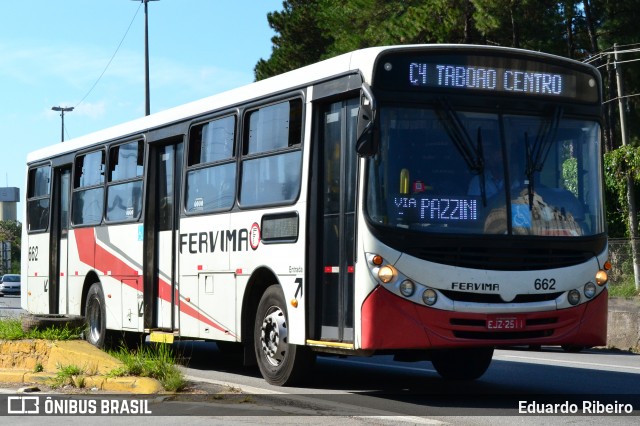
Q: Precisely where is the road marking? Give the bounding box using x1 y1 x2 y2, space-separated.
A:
182 374 285 395
357 416 445 424
495 354 640 372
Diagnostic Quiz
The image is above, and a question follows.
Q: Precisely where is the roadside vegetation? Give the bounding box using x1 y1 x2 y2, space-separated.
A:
0 317 186 392
608 279 640 299
0 318 82 340
51 364 87 389
108 343 186 392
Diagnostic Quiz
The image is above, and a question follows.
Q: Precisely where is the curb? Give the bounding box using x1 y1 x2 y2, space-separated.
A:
0 340 163 394
0 369 163 394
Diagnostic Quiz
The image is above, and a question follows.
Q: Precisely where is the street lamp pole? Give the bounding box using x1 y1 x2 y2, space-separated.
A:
133 0 159 116
51 106 74 142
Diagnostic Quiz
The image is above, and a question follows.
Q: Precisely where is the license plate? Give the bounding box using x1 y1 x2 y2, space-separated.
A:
486 316 525 330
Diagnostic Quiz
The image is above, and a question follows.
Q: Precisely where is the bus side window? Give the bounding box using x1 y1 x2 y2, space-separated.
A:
240 99 303 208
26 165 51 232
106 140 144 222
72 150 105 226
185 115 236 214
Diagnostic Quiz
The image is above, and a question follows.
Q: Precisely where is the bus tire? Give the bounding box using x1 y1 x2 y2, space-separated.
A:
254 285 313 386
84 283 107 349
431 347 494 380
21 314 85 333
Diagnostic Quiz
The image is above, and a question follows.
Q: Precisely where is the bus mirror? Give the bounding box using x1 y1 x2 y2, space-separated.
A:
356 104 377 156
356 83 378 157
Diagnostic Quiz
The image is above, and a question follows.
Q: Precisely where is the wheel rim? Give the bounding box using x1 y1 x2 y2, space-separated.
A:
87 297 102 343
260 306 288 367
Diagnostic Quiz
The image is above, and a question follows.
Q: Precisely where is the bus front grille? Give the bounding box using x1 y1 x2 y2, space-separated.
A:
440 290 563 304
404 245 593 271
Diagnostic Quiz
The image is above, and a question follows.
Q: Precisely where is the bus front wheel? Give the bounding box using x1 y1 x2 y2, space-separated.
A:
84 283 106 348
254 285 313 386
430 347 494 380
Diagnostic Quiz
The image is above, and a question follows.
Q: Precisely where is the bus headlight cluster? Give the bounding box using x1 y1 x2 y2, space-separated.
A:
378 265 396 283
568 289 581 305
595 270 608 286
584 282 596 299
368 253 438 307
400 280 415 297
422 289 438 306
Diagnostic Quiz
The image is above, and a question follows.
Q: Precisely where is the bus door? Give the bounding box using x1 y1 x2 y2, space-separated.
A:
144 138 183 331
313 98 359 342
49 166 71 315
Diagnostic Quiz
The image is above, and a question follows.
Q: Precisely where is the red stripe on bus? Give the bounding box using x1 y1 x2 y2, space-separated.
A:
73 228 233 337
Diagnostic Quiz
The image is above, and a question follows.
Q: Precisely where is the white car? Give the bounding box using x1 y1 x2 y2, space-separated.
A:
0 274 21 296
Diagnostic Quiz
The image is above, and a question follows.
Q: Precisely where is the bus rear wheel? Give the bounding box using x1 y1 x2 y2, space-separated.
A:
430 347 494 380
84 283 106 349
254 285 313 386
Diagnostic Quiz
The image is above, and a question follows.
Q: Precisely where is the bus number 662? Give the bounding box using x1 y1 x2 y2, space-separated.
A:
28 246 39 262
534 278 556 290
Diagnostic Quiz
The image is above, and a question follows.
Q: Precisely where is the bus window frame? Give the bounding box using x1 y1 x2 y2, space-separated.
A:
238 95 305 210
71 148 106 228
104 138 145 224
184 112 238 216
26 162 52 234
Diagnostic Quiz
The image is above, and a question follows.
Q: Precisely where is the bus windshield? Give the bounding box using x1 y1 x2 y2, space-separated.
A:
365 105 604 237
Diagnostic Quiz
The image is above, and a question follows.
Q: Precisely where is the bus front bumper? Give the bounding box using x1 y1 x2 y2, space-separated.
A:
360 286 608 350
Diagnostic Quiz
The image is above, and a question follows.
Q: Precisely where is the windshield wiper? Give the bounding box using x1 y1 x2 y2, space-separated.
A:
435 99 488 205
524 107 563 209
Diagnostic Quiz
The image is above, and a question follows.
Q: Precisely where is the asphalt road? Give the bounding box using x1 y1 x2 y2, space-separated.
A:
174 340 640 424
0 294 23 318
3 297 639 424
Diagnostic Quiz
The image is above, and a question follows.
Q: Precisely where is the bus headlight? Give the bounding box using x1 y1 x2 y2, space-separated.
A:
399 280 415 297
568 289 581 305
584 282 596 299
378 265 396 283
595 270 608 286
422 288 437 306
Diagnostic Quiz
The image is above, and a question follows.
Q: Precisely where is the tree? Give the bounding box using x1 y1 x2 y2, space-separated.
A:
254 0 331 81
0 220 21 274
256 0 640 261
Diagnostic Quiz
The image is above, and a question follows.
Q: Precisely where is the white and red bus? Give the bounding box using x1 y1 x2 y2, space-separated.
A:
23 45 609 385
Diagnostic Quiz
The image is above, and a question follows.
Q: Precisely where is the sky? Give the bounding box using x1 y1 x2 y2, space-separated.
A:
0 0 283 221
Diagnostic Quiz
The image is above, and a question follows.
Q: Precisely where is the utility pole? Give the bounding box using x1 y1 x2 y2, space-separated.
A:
132 0 158 116
51 106 74 142
614 43 640 290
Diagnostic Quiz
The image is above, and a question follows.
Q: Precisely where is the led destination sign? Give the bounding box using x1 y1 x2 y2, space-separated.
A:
375 52 599 102
395 196 478 222
409 63 566 96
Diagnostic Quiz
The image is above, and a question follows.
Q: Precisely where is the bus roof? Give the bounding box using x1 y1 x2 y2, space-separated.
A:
27 44 592 164
27 46 385 164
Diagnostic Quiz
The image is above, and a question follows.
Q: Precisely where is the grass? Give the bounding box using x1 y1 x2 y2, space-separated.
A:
608 278 640 299
0 317 186 392
51 364 86 389
108 342 187 392
0 318 83 340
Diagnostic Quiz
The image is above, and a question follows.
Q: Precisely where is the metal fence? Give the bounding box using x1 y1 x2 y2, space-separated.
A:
608 238 636 286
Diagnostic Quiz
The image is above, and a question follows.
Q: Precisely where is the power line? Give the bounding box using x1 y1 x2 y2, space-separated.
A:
583 45 640 64
603 93 640 104
74 3 142 109
595 56 640 70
